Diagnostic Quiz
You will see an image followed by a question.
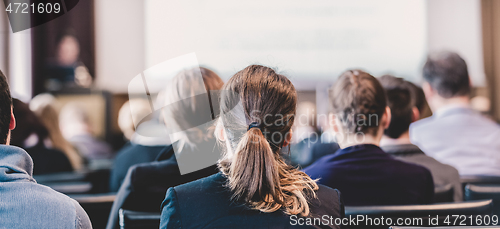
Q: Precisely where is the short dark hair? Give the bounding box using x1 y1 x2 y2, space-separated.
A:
407 81 426 113
330 70 387 136
10 99 48 147
422 51 471 98
379 75 413 139
0 70 12 144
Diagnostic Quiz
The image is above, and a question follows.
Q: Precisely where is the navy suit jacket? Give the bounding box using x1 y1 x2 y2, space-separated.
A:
109 142 166 192
161 173 345 229
106 144 219 229
303 144 434 206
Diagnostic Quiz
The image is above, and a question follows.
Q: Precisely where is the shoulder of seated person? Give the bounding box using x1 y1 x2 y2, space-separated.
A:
315 184 340 201
127 160 180 185
173 172 224 192
130 159 179 175
24 182 80 211
410 116 435 130
305 184 342 217
396 159 433 172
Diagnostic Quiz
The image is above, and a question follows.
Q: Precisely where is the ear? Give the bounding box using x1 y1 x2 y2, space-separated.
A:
382 106 391 129
411 107 420 122
9 106 15 130
422 82 434 100
282 128 293 147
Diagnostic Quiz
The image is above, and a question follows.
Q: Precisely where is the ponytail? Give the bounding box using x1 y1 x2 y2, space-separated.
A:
220 127 319 216
218 64 319 217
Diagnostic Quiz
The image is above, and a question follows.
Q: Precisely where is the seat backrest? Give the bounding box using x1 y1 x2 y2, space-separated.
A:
461 176 500 186
433 184 454 203
42 181 93 194
34 171 87 183
465 184 500 215
70 193 116 229
345 200 493 229
34 169 111 194
119 209 161 229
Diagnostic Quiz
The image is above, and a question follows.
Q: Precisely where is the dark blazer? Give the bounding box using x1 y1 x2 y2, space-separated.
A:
381 144 463 202
160 173 345 229
106 144 219 229
109 142 166 192
303 144 434 206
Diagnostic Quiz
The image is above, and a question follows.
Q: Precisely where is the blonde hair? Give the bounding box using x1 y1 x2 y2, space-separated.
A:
118 99 150 140
162 67 223 151
218 65 318 216
30 94 84 171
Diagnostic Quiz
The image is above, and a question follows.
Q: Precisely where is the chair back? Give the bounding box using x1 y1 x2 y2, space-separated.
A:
119 209 161 229
345 200 493 229
433 184 454 203
465 184 500 215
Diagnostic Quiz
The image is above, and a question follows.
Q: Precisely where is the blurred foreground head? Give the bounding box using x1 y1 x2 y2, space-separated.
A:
161 67 223 151
0 70 13 145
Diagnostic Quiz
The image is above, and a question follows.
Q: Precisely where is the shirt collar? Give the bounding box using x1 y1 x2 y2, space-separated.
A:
434 103 472 118
381 144 424 156
336 144 384 156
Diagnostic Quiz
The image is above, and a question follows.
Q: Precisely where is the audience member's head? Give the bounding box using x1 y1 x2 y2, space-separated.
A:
162 67 223 150
329 70 390 147
10 99 47 148
59 102 93 139
422 51 471 111
30 94 83 170
379 75 417 139
407 81 432 119
216 65 318 217
118 99 151 140
0 70 14 145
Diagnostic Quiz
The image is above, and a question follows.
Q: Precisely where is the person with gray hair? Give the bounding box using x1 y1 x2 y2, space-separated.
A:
410 51 500 176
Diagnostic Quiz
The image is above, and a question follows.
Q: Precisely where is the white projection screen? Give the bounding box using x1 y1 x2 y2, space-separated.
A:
145 0 428 89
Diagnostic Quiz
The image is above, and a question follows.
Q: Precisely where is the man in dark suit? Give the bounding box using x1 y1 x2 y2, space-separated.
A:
303 70 434 206
379 75 462 202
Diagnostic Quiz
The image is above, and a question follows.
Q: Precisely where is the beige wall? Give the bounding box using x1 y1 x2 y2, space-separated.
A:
94 0 145 93
0 4 8 76
481 0 500 121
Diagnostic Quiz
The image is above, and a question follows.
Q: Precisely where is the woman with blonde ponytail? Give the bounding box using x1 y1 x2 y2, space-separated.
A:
160 65 344 229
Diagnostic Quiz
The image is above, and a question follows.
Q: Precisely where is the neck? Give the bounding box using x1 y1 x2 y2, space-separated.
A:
380 131 411 146
430 96 469 113
338 133 380 149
